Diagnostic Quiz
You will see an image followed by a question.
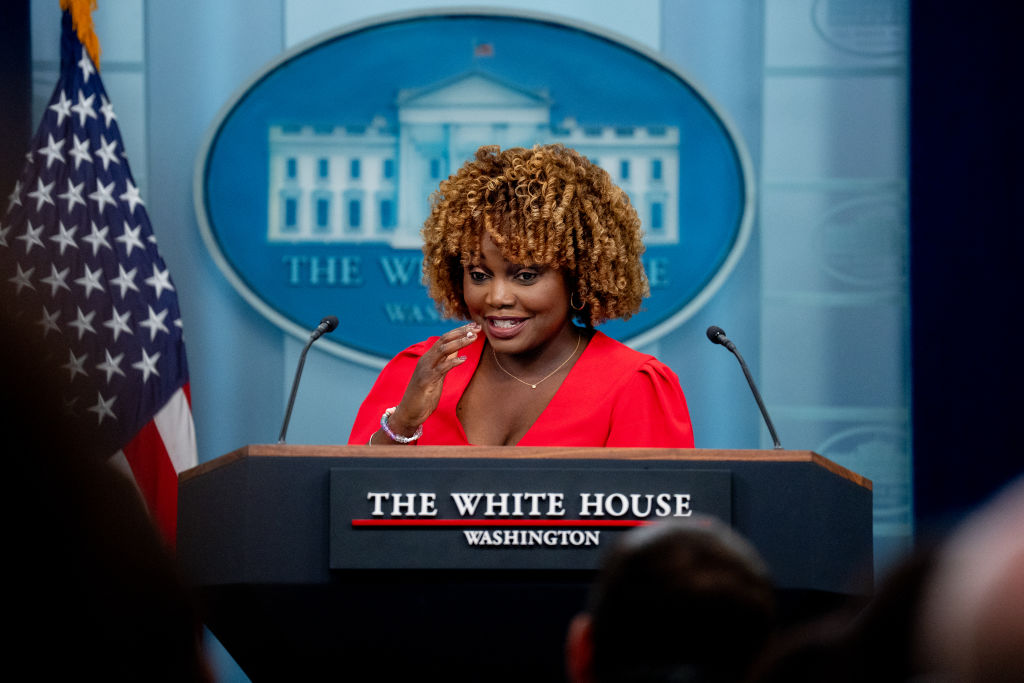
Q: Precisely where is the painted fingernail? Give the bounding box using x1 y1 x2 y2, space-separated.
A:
458 355 467 361
467 331 476 339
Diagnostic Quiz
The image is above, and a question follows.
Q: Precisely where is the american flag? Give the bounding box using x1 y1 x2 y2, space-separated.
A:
0 10 196 544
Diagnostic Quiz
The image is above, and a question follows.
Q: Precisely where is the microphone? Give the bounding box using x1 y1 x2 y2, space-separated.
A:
706 325 735 352
278 316 339 444
706 325 783 449
310 315 339 341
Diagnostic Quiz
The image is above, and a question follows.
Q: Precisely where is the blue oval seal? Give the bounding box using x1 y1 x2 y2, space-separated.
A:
194 10 753 367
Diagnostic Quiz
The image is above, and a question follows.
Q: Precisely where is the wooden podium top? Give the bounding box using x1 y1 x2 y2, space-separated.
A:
181 444 871 490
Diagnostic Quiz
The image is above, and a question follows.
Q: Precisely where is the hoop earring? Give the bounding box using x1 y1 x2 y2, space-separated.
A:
570 292 585 311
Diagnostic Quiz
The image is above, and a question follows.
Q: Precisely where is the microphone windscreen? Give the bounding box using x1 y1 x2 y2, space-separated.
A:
321 315 339 333
706 325 727 345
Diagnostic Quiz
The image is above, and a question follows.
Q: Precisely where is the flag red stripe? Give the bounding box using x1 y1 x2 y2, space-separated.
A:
122 419 179 545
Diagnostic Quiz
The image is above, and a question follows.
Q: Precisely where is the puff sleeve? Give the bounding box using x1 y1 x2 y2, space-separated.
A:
605 358 694 448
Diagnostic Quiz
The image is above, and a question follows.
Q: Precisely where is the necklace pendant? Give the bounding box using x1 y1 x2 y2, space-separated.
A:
491 335 582 392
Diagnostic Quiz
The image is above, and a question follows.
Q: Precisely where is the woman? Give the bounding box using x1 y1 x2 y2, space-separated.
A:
349 144 693 448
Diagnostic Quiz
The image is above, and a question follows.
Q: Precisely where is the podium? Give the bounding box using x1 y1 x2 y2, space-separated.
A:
178 445 872 681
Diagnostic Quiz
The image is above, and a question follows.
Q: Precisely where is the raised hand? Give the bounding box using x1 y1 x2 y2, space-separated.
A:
372 322 481 444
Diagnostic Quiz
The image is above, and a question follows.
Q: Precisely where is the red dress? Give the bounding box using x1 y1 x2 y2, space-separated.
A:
348 331 694 448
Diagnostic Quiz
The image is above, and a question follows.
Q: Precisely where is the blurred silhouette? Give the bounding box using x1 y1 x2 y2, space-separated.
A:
745 541 938 683
915 475 1024 682
748 479 1024 683
2 290 212 681
566 516 776 683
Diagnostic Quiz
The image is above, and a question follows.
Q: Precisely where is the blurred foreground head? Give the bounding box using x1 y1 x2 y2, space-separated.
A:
2 295 211 682
567 516 776 683
916 476 1024 682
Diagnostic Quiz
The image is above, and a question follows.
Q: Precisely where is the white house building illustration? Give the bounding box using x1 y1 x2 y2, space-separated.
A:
267 71 680 247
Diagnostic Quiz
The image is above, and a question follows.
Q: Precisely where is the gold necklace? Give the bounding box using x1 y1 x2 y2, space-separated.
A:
490 335 582 389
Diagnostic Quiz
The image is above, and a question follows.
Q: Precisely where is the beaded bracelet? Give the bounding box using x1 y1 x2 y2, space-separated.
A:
380 406 423 444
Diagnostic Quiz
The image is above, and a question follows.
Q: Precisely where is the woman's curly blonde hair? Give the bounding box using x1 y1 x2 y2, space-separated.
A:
421 144 649 327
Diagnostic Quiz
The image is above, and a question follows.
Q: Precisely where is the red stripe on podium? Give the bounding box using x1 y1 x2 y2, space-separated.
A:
351 518 652 528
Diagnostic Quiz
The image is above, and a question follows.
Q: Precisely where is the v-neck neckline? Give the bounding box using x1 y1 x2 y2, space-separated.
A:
446 330 597 445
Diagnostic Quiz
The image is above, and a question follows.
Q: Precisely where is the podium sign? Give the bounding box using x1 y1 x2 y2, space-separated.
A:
178 445 871 680
329 465 732 569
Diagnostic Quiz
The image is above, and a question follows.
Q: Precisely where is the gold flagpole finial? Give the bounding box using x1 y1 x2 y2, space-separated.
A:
60 0 101 70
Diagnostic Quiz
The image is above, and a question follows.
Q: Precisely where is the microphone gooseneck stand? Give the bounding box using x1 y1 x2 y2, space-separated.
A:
278 315 338 444
706 325 783 450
